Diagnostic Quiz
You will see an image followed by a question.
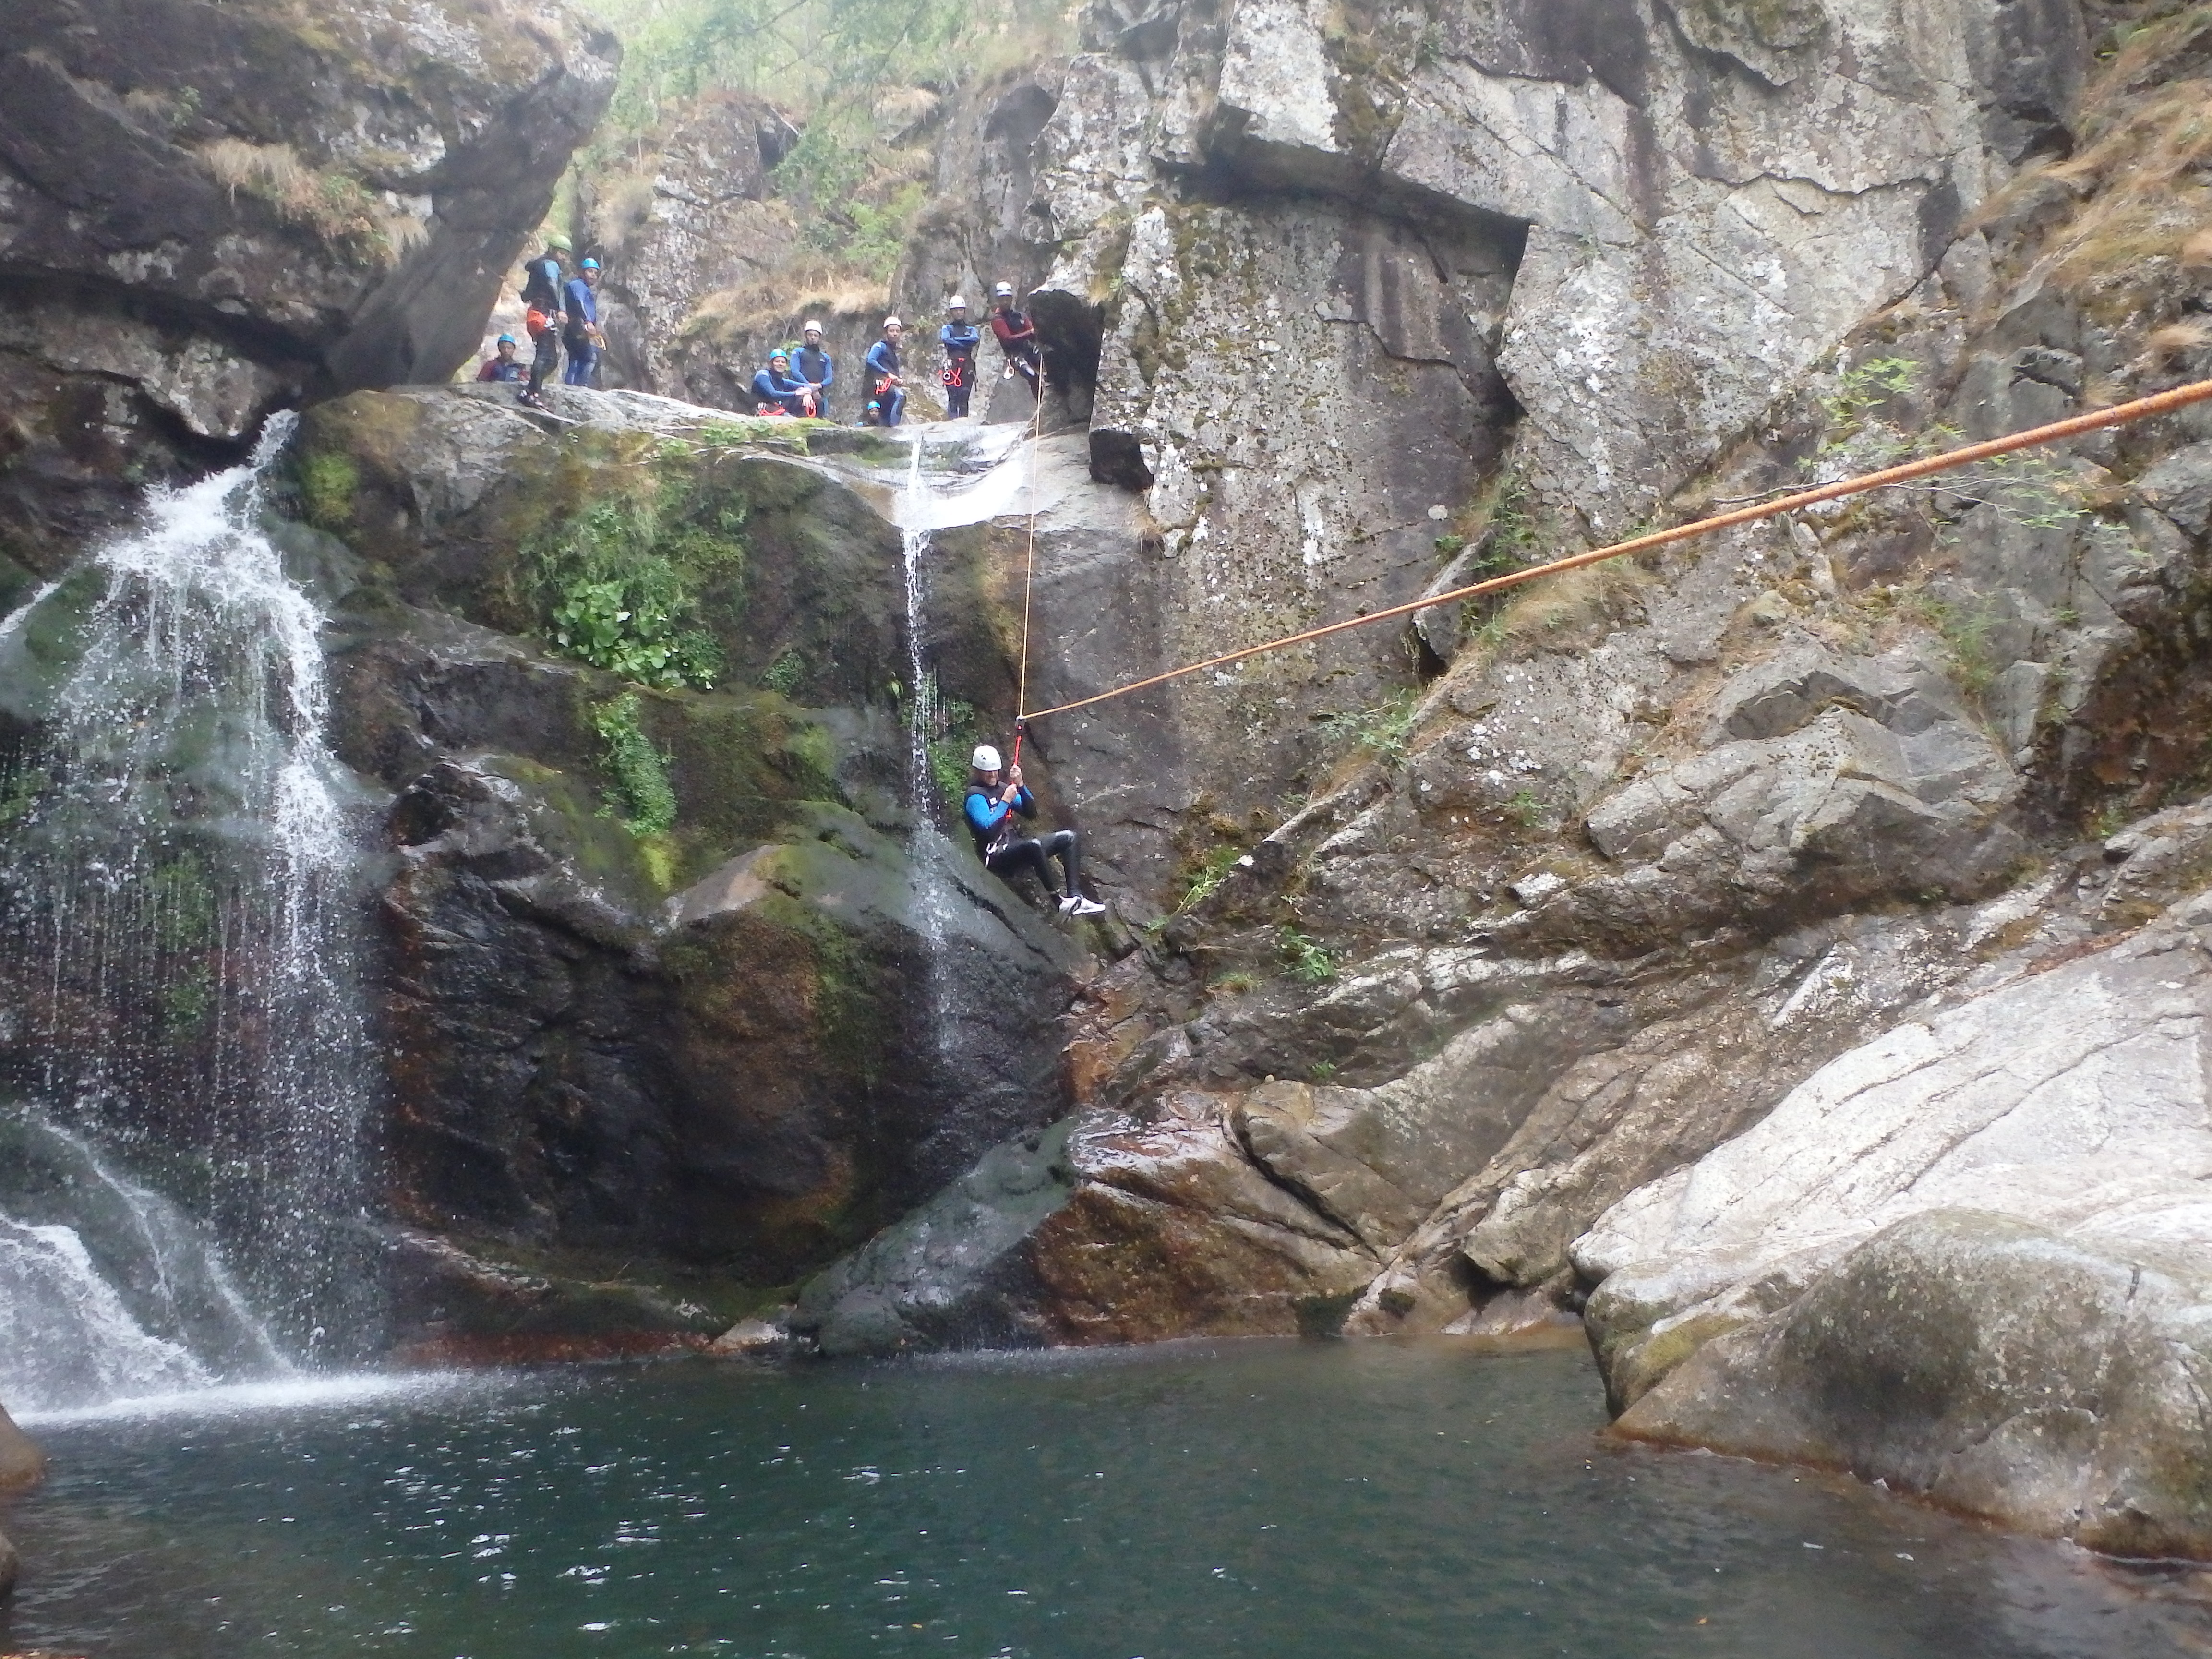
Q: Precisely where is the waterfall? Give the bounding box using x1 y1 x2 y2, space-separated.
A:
901 433 962 1060
0 1110 285 1412
0 413 380 1398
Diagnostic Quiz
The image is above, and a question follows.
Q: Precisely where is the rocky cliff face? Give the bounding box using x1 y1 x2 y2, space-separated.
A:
0 0 617 578
275 389 1093 1356
13 0 2212 1563
793 0 2212 1552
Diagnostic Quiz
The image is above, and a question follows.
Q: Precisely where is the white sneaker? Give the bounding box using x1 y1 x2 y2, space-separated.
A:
1059 895 1106 918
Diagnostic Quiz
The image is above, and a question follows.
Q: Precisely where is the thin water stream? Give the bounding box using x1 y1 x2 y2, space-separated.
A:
2 1342 2204 1659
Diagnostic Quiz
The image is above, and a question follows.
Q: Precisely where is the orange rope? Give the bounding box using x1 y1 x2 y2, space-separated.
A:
1014 362 1046 740
1018 377 2212 724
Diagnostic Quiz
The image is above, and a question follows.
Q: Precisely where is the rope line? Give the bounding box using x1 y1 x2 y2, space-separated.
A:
1013 361 1046 747
1016 376 2212 725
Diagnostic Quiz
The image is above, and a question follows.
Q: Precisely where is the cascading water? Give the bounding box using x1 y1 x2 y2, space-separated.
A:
0 413 379 1400
900 433 963 1060
0 1110 283 1411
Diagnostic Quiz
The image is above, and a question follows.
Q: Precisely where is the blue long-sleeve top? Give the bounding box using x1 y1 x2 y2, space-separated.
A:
865 338 902 383
940 320 981 357
963 782 1034 855
563 277 598 330
750 365 811 415
792 342 833 395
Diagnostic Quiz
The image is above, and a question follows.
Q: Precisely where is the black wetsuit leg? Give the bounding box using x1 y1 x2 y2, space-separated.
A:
1039 829 1078 894
986 830 1079 898
528 330 559 399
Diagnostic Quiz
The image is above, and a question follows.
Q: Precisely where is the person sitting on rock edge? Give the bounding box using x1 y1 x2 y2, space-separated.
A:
940 297 981 420
751 349 812 417
517 233 571 409
792 320 834 421
562 257 605 387
864 317 906 427
963 744 1105 917
989 281 1042 401
476 334 525 383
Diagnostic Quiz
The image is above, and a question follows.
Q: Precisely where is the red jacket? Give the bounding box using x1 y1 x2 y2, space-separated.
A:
991 308 1038 353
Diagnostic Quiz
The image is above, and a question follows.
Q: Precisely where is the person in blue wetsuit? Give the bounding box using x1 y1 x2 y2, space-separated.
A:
939 297 981 419
962 744 1105 918
863 317 905 427
792 320 834 421
562 258 604 387
750 350 812 416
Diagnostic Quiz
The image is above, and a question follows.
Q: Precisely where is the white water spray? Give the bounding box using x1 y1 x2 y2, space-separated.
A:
0 414 379 1395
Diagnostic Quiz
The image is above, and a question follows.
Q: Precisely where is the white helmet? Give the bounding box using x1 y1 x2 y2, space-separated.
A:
883 315 903 330
971 744 1002 771
802 319 823 336
947 294 967 310
993 281 1015 299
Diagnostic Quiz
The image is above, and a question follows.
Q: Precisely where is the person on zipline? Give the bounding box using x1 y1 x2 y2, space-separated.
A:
963 745 1104 917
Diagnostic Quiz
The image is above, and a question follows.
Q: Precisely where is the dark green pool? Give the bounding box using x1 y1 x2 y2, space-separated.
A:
2 1341 2204 1658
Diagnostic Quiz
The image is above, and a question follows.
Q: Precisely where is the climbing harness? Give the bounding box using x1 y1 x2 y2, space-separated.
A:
1013 376 2212 727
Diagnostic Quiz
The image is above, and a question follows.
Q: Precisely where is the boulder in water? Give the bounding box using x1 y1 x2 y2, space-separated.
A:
1612 1210 2212 1560
0 1401 46 1493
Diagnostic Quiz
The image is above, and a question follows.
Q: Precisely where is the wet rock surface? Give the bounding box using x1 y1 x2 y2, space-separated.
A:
282 388 1091 1343
0 1402 44 1495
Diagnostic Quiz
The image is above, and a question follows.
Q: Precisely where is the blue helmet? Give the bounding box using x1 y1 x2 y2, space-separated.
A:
580 257 601 271
495 333 516 346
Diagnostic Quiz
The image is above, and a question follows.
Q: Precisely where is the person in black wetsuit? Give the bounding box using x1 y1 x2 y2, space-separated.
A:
517 234 571 409
939 296 981 419
988 281 1041 401
962 744 1105 917
792 320 834 421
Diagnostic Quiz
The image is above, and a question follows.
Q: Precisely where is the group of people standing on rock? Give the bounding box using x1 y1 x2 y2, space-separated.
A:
747 284 1042 426
474 241 1097 917
478 235 1047 433
477 234 605 408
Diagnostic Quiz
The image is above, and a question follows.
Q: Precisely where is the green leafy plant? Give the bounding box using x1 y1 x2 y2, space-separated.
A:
760 650 806 697
1503 787 1548 831
529 482 744 690
1309 1059 1338 1082
1815 359 2082 532
1279 926 1338 984
1819 356 1920 450
1173 844 1244 913
592 693 679 837
1895 589 2001 698
1318 690 1422 769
